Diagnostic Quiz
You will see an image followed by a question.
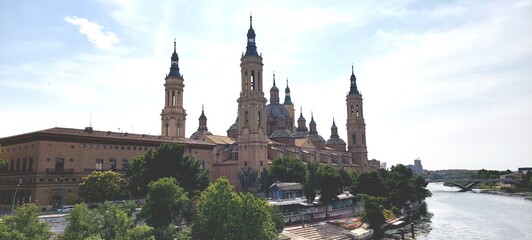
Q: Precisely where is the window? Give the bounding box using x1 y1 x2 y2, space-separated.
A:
172 91 176 106
55 158 64 171
16 159 20 172
109 159 116 171
121 159 129 170
352 134 356 144
28 158 33 172
22 158 27 171
10 159 14 172
96 159 103 170
177 123 180 136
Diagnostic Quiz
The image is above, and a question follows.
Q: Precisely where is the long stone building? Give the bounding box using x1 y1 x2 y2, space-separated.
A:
0 16 369 211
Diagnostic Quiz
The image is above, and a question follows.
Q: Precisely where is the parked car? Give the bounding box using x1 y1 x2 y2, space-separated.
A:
57 205 74 213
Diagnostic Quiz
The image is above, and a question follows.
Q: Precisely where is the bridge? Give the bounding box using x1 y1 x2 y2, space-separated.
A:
426 179 522 192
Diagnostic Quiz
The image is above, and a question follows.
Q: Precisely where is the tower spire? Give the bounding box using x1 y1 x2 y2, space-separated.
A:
283 77 293 105
244 15 258 56
169 40 181 77
349 64 359 95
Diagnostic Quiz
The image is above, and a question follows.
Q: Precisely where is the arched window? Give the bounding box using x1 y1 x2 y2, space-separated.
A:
251 71 255 90
350 105 354 117
172 91 176 106
352 134 356 144
177 123 180 137
258 111 261 126
166 123 169 136
356 105 360 117
245 111 249 127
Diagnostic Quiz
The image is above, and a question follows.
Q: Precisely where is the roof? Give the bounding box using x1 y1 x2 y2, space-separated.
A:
270 182 303 191
270 129 294 139
205 135 235 145
326 138 347 145
0 127 215 149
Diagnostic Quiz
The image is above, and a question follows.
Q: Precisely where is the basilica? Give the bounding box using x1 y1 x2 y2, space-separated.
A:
0 17 368 210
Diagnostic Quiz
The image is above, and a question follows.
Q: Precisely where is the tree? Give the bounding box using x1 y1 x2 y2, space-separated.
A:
357 171 387 197
126 143 210 198
268 156 306 183
63 203 140 240
303 160 320 203
193 178 238 239
193 177 277 240
238 166 258 192
126 155 150 198
139 177 189 235
269 205 285 234
0 204 52 240
235 192 277 240
317 165 343 218
348 171 360 195
362 196 386 237
63 204 98 240
64 192 83 205
79 170 127 203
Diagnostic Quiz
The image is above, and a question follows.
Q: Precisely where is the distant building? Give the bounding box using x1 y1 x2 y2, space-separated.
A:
518 167 532 174
407 158 424 175
368 159 386 170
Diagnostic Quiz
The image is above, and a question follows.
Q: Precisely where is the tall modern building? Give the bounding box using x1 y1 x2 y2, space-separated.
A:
0 16 370 210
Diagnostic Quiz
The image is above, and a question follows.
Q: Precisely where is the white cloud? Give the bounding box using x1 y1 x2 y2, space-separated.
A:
64 16 119 49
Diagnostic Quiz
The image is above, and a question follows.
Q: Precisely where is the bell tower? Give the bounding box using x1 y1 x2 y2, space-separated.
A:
346 65 368 171
237 15 268 172
161 40 187 138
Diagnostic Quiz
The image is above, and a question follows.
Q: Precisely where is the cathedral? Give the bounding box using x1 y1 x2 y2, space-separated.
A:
0 17 369 210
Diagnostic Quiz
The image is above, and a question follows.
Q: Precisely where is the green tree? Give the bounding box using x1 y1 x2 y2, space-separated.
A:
79 170 127 203
64 192 83 205
357 171 387 197
126 143 209 198
348 171 360 195
0 204 52 240
386 164 414 208
269 205 285 234
126 155 150 198
96 203 134 240
317 165 343 218
63 204 98 240
235 192 277 240
127 225 155 240
193 177 277 240
238 166 258 192
303 160 320 203
268 156 306 183
362 196 386 237
139 177 189 235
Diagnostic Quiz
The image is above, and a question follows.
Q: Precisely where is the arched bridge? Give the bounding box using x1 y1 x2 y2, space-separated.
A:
426 179 522 192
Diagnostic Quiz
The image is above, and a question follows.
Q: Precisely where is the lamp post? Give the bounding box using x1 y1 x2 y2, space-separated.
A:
11 179 22 214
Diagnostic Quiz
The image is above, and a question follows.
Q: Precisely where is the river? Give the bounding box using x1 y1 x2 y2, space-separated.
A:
416 182 532 240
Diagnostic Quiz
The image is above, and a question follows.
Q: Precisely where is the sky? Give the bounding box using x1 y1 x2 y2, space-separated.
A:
1 0 531 171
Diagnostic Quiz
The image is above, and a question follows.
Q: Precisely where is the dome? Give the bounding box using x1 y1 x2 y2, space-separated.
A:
309 134 326 143
270 129 294 139
293 130 308 138
190 130 212 140
326 138 346 145
266 103 291 119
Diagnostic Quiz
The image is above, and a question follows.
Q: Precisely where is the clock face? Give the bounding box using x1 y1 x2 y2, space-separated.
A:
249 38 255 43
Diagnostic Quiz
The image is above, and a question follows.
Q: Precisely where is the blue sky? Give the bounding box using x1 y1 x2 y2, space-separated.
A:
1 0 531 170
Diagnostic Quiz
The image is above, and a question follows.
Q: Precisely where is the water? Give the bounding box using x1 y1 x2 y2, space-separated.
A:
418 183 532 240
